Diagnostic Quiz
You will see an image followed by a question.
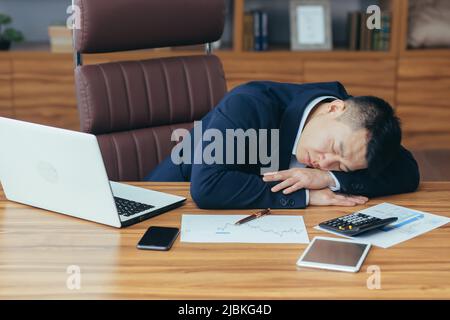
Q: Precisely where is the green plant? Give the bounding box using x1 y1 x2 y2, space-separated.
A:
0 13 24 43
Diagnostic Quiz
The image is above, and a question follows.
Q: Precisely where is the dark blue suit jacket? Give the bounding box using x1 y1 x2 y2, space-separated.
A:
146 81 420 209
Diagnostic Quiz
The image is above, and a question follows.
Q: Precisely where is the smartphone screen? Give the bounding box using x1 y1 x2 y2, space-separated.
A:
137 226 180 251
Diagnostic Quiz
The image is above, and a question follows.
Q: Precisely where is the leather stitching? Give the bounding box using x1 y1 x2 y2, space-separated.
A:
98 64 113 133
78 56 227 134
202 56 214 111
110 134 122 181
160 59 173 123
130 130 143 180
118 62 132 129
138 60 152 125
181 57 194 121
151 129 162 164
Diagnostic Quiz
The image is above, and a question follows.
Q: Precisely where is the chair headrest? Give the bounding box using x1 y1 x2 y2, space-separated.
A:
74 0 226 54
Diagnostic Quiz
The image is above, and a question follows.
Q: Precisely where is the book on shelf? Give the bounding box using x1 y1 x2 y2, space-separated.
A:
381 13 391 51
243 10 269 51
347 11 361 51
359 12 372 50
260 11 268 51
243 12 254 51
372 12 390 51
347 11 391 51
372 25 381 51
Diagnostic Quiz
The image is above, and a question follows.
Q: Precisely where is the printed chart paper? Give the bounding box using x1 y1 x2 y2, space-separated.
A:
181 214 309 244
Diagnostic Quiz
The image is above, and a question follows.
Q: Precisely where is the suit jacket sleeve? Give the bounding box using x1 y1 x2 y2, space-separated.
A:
331 146 420 197
190 94 307 209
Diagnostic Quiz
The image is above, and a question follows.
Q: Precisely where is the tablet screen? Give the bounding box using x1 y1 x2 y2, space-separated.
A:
301 238 369 267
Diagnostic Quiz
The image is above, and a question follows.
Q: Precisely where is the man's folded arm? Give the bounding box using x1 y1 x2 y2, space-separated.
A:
331 146 420 198
189 92 307 209
190 165 307 209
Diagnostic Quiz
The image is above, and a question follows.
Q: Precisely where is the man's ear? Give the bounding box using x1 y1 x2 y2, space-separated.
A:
327 100 346 117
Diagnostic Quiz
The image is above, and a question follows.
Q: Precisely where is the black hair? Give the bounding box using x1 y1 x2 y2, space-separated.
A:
340 96 401 175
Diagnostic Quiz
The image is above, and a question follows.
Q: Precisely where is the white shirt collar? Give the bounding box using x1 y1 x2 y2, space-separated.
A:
291 95 337 155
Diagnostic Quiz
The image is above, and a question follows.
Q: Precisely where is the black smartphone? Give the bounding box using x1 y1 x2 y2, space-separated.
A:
137 226 180 251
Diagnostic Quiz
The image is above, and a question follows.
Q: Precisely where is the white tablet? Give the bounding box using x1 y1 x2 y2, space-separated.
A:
296 236 371 273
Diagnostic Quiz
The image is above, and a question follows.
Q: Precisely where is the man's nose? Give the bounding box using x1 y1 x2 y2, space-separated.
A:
311 154 322 168
316 155 337 170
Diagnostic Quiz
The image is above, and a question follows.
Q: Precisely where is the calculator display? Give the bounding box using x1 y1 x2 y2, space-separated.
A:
301 239 369 267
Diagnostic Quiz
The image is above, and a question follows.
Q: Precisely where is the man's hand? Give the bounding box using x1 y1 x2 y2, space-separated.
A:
262 168 334 194
310 189 368 206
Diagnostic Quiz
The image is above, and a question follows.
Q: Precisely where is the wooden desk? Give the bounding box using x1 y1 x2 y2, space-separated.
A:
0 182 449 299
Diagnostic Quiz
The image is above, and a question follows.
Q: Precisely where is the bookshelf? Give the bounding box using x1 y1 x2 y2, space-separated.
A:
0 0 449 150
2 0 448 57
1 0 400 57
234 0 400 56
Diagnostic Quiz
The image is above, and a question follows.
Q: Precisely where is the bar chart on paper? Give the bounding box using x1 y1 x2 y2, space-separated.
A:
181 215 309 244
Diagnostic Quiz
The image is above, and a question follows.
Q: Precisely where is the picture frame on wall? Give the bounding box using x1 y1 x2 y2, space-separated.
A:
290 0 333 51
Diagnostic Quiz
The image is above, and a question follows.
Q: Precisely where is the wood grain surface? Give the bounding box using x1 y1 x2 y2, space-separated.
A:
397 58 450 149
304 59 397 106
0 182 449 299
12 54 79 130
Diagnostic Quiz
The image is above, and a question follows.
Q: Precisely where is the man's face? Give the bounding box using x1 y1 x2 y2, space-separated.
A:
296 101 369 172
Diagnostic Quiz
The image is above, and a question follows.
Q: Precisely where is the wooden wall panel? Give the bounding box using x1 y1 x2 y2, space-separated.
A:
397 58 450 150
398 104 450 150
12 55 79 130
398 78 450 107
0 59 13 118
3 51 450 151
304 59 397 106
397 58 450 106
221 57 303 90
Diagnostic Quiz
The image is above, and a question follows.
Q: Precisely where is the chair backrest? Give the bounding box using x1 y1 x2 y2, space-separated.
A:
73 0 227 181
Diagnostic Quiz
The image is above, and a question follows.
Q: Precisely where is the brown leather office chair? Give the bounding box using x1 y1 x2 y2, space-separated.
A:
73 0 227 181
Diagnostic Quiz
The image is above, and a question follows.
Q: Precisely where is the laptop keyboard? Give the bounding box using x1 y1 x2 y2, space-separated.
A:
114 197 154 217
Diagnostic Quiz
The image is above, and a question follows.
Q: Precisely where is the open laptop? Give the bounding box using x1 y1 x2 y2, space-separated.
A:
0 117 186 228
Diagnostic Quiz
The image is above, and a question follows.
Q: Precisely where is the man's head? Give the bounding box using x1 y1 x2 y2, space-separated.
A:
296 96 401 174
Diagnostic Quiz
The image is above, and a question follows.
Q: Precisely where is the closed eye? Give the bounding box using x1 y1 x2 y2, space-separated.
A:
332 140 340 157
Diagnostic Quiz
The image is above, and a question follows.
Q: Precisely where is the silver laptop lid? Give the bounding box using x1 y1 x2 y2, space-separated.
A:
0 117 121 227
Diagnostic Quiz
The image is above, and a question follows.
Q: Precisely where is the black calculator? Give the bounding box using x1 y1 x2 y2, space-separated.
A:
319 212 398 236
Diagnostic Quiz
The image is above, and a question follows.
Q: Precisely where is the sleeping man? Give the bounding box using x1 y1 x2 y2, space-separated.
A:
145 81 420 209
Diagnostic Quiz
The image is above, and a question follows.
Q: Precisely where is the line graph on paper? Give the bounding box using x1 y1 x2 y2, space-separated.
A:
181 215 310 244
216 222 305 237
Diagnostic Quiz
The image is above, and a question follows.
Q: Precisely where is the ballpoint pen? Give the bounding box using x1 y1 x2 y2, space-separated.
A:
235 208 271 225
